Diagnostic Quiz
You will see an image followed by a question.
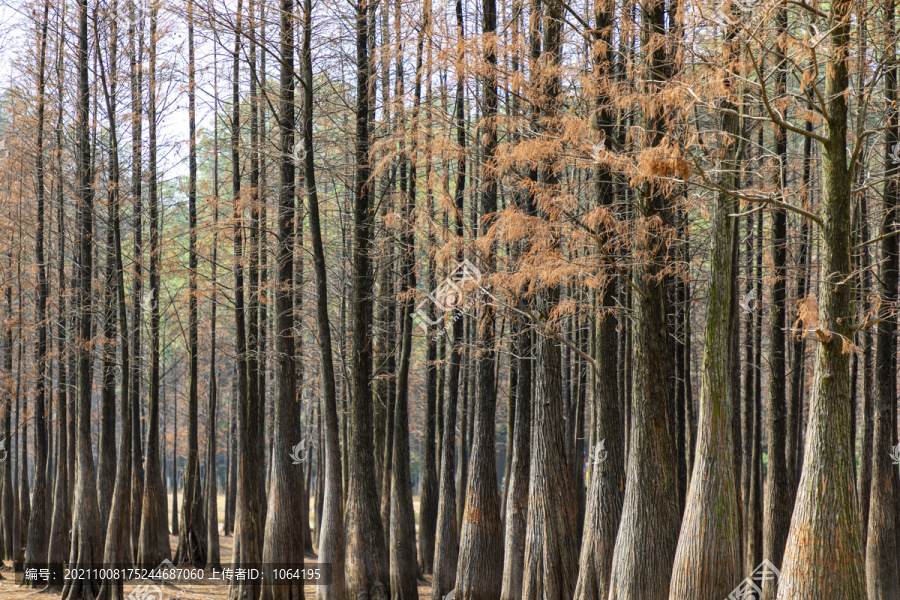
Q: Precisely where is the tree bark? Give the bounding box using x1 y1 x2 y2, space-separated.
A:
61 2 103 597
865 0 899 593
24 0 51 581
776 0 866 593
137 3 172 568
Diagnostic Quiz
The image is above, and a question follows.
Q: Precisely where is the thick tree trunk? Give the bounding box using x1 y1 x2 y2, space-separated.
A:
137 4 172 568
174 0 207 566
668 35 742 591
606 0 680 594
206 43 222 571
47 7 69 568
430 18 467 591
260 3 306 596
519 7 578 598
24 0 51 581
61 3 103 597
301 0 345 594
865 0 899 594
344 0 389 596
455 0 502 592
775 0 866 593
129 0 145 557
760 9 791 597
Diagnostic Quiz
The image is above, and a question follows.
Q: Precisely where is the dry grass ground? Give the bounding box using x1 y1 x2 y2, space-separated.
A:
0 494 435 600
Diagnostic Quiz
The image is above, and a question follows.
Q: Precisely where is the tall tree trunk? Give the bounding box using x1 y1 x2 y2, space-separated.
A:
227 3 263 597
431 10 467 591
129 0 145 558
300 0 345 596
61 1 103 596
760 8 791 597
1 285 13 563
607 0 679 595
344 0 389 595
24 0 51 580
95 19 135 594
299 1 345 596
776 0 866 593
857 192 873 548
260 2 306 596
416 0 438 570
205 41 222 571
47 5 69 566
388 56 419 597
571 1 622 595
667 15 742 592
137 3 171 567
454 0 502 593
520 5 578 598
865 0 899 594
175 0 207 566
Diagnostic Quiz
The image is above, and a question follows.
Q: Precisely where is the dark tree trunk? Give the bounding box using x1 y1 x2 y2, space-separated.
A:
260 2 306 596
174 0 207 566
760 9 791 597
99 182 117 533
865 0 899 593
226 373 238 536
24 0 51 581
344 0 389 595
301 0 345 594
137 4 171 567
226 2 263 598
431 14 467 591
61 2 103 597
388 69 419 597
205 41 222 571
95 22 135 595
172 384 179 537
607 1 679 595
571 3 622 594
0 287 13 563
776 0 866 593
668 21 742 591
454 0 502 591
47 12 69 563
129 0 145 556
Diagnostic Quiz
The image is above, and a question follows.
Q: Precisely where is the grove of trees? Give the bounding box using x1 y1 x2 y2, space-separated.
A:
0 0 897 597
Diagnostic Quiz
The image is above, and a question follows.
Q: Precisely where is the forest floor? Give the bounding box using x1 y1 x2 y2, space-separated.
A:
0 494 436 600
